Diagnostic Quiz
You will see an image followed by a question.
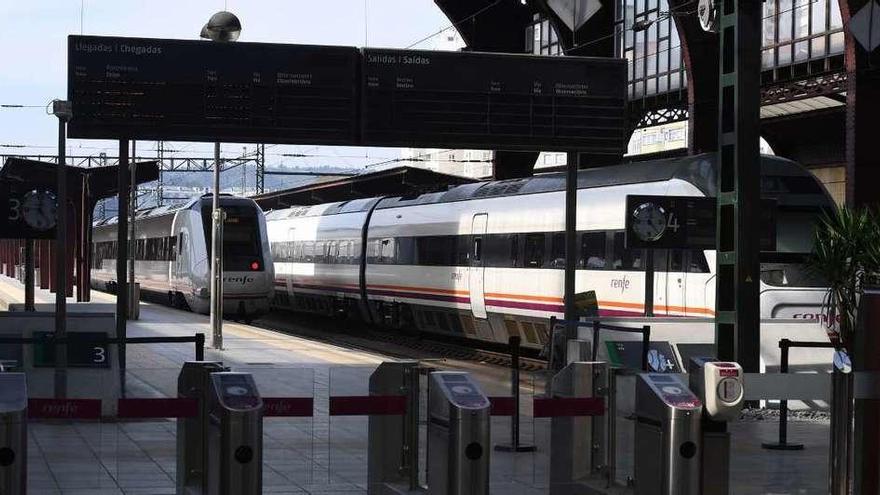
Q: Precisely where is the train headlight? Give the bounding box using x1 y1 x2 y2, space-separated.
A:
250 261 260 271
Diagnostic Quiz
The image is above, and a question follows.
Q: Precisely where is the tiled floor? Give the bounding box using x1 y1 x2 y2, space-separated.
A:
0 277 835 494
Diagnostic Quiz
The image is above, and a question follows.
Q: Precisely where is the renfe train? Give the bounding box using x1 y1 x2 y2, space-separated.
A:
91 194 274 320
265 153 833 353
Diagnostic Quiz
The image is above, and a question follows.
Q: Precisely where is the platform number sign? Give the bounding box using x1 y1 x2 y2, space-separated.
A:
625 195 777 250
0 185 58 239
33 332 111 368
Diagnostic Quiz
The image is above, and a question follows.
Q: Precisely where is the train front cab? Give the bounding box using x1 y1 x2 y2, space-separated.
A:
198 197 273 320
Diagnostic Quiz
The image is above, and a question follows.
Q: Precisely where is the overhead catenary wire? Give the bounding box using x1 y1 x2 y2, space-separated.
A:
405 0 502 48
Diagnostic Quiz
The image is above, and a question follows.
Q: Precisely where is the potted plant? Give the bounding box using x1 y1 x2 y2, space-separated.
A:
809 206 880 494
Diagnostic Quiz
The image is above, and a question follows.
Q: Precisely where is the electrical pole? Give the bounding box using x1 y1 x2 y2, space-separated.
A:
52 100 72 398
129 140 137 319
210 142 224 349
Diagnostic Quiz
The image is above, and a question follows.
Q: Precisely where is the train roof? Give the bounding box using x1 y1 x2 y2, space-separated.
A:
93 194 256 227
265 153 828 219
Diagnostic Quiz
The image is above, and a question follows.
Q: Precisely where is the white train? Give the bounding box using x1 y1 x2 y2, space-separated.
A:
266 153 834 359
91 194 274 320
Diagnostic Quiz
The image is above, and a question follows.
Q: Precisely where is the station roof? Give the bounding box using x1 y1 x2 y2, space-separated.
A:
252 166 477 210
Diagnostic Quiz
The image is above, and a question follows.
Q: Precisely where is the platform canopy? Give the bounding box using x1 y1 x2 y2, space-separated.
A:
0 157 159 203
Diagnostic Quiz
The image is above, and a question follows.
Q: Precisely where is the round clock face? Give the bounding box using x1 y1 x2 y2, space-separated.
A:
632 202 668 242
21 190 57 231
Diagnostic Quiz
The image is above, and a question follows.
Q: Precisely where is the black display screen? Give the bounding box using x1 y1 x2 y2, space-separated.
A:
625 195 777 250
68 36 360 144
361 48 627 152
33 332 111 368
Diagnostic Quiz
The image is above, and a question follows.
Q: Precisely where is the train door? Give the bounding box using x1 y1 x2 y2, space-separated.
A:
665 249 687 315
469 214 488 319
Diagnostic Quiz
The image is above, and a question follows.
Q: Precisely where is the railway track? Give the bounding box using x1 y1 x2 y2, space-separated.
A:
252 312 548 372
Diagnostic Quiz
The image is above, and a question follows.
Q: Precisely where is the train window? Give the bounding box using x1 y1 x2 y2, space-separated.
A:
669 249 684 272
378 238 394 264
687 250 711 273
550 233 565 269
416 236 456 266
303 241 315 263
456 236 470 265
611 232 644 271
510 234 520 267
396 238 415 265
581 232 607 269
473 237 482 262
652 249 668 271
524 233 545 268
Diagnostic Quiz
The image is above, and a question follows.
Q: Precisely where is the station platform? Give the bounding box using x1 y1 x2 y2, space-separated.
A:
0 275 833 494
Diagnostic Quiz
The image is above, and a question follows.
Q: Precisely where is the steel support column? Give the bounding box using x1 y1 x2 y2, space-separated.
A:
563 151 579 338
54 111 69 398
39 240 49 289
714 0 762 371
116 139 130 392
24 240 34 311
843 0 880 207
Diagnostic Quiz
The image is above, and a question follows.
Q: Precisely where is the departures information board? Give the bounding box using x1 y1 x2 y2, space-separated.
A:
361 48 627 153
68 36 360 144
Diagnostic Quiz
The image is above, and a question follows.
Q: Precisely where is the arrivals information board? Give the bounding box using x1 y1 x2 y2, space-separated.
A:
361 48 627 152
68 36 360 144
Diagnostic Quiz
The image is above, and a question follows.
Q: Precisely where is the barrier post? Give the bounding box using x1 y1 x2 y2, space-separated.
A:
495 336 536 453
762 340 803 450
195 333 205 361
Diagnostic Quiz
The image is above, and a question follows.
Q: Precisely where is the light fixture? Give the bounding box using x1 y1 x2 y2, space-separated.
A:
200 11 242 42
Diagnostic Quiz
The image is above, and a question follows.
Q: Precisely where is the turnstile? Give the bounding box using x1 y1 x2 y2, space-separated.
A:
634 373 702 495
0 373 26 495
367 361 421 494
427 371 490 495
177 361 227 494
549 361 608 495
206 372 263 495
688 359 744 495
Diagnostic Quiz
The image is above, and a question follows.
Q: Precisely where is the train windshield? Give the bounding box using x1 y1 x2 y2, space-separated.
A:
202 203 264 271
760 209 827 288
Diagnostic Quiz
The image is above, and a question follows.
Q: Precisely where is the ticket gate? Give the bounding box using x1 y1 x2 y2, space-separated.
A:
0 373 26 495
367 361 421 495
688 358 744 495
205 372 263 495
549 361 608 495
634 373 702 495
427 371 490 495
177 361 227 494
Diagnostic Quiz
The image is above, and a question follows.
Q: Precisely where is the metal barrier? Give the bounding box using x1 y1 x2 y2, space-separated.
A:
367 360 420 494
548 361 608 495
177 361 227 494
427 371 490 495
495 336 536 453
206 372 263 495
634 373 702 495
688 359 745 495
0 373 26 495
548 317 651 371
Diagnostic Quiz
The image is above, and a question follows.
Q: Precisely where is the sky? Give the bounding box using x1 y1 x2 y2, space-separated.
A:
0 0 457 170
